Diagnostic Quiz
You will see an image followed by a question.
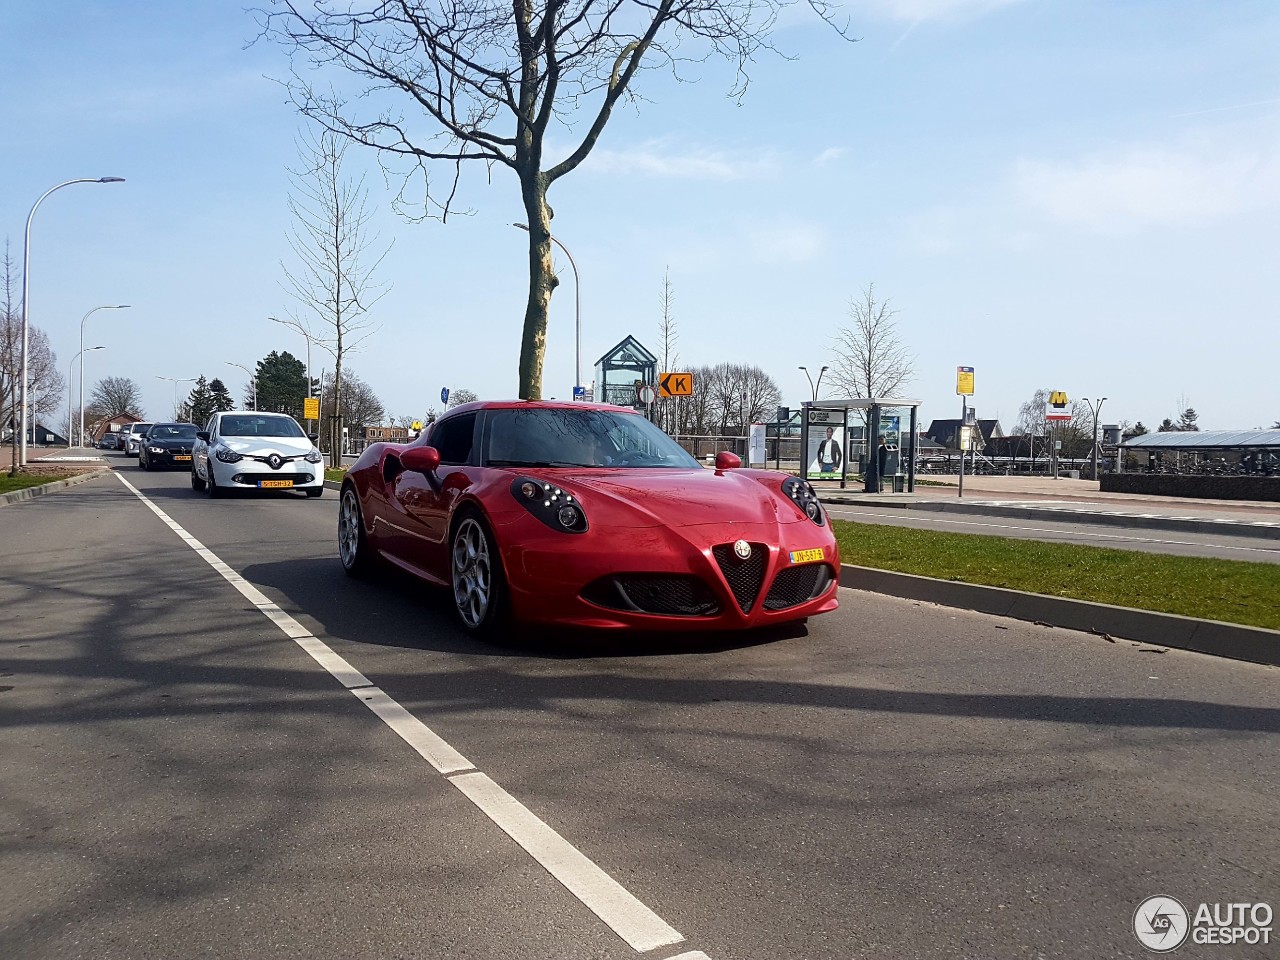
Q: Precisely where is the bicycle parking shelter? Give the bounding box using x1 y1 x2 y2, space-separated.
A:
800 398 922 492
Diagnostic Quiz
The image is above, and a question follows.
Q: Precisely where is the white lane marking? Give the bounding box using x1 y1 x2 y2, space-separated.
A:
664 953 714 960
826 506 1280 557
116 473 694 956
451 772 684 953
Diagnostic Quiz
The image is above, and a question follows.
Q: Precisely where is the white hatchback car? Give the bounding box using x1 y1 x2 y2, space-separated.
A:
191 411 325 498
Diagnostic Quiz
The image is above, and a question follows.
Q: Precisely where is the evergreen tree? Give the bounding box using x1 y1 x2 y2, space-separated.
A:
1177 407 1200 432
254 351 308 417
209 378 235 413
186 376 216 426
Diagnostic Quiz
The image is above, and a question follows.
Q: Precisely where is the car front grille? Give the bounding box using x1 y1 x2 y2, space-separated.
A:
582 574 720 617
231 472 315 485
763 563 835 611
711 542 767 613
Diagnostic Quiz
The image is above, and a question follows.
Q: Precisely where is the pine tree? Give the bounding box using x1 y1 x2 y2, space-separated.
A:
254 352 308 417
186 377 216 426
1177 408 1199 432
209 378 234 413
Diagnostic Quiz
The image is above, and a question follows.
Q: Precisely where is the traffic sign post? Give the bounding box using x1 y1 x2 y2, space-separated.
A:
440 387 450 406
659 372 692 398
573 385 588 402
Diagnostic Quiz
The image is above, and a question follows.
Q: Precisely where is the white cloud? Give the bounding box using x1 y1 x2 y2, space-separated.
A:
814 147 849 167
1014 137 1280 232
858 0 1025 23
584 140 780 180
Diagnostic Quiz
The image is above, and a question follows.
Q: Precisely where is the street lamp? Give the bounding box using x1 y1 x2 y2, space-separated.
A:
68 346 105 447
269 315 315 428
80 304 131 447
798 364 829 402
513 223 581 392
157 376 198 420
19 176 125 467
1081 396 1108 481
225 362 257 410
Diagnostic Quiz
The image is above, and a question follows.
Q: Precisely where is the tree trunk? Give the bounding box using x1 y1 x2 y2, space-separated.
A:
517 175 557 400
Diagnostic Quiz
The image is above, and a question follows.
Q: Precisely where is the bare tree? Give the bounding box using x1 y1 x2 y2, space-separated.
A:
680 361 778 436
1015 389 1091 461
90 376 145 419
2 241 18 472
656 269 679 433
257 0 846 401
447 388 479 407
828 284 914 422
318 368 385 439
282 128 391 466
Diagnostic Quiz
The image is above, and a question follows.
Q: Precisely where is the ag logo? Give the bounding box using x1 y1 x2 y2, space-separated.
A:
1134 896 1190 952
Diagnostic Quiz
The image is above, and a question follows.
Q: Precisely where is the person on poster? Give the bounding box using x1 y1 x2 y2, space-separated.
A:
818 426 842 474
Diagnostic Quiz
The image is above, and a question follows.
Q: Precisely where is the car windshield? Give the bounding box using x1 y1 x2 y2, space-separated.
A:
484 408 701 469
219 415 306 438
131 424 151 435
148 424 198 440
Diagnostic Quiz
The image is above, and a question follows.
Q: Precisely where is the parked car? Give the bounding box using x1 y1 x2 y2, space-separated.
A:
139 422 199 470
191 411 324 498
122 422 153 457
338 400 840 635
98 432 120 451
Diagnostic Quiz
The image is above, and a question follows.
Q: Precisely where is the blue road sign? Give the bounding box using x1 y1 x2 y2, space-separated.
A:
573 386 587 402
441 387 450 405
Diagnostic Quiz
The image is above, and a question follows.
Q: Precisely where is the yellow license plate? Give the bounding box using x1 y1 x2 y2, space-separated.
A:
259 479 294 488
789 548 824 564
173 455 192 461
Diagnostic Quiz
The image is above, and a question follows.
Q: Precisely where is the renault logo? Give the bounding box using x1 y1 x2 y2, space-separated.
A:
267 454 284 470
733 539 752 560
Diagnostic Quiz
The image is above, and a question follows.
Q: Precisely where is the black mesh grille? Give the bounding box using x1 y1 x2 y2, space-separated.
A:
764 563 834 611
711 543 767 613
582 575 720 617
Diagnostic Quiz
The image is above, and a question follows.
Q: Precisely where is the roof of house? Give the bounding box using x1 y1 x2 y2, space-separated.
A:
925 419 1004 444
1120 430 1280 450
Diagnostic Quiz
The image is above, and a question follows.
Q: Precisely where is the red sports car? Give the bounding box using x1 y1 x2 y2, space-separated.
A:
338 400 840 634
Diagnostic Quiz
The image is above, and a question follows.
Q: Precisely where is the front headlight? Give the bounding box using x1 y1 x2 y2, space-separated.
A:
215 447 243 463
147 446 164 454
510 477 588 533
304 449 323 463
781 477 826 526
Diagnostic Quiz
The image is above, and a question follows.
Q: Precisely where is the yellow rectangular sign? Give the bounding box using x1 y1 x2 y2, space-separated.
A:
303 397 320 420
956 366 974 396
659 372 693 398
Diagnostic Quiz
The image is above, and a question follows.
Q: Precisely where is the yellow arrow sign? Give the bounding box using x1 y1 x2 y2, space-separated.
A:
659 372 693 398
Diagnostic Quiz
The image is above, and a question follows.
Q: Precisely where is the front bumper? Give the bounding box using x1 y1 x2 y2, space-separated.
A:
211 457 324 490
146 450 194 468
501 517 839 630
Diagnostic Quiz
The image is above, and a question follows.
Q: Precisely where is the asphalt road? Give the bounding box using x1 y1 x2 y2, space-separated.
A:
2 465 1277 960
825 502 1280 564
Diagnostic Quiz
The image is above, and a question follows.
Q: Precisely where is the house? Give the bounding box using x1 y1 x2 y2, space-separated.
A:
362 425 410 442
89 414 143 445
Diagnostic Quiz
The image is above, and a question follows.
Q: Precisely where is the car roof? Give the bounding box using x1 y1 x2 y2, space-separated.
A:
443 400 641 415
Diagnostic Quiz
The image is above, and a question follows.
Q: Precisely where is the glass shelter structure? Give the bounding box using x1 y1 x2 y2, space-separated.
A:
800 398 922 492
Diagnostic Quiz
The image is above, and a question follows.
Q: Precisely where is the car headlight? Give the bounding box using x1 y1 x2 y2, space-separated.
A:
781 477 826 526
215 447 243 463
147 446 164 454
510 477 588 533
304 449 323 463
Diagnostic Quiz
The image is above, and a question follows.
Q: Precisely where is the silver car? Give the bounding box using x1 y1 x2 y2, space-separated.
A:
123 422 153 457
191 411 324 498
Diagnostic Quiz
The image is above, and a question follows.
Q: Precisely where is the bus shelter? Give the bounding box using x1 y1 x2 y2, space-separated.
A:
800 398 923 492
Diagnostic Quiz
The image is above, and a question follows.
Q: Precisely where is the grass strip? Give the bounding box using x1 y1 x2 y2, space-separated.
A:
324 467 348 483
832 519 1280 631
0 470 94 495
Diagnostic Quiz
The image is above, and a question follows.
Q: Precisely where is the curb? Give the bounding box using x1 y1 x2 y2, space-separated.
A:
0 469 109 508
839 564 1279 668
825 496 1280 541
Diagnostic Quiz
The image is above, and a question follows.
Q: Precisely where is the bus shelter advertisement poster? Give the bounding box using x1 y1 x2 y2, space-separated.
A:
806 413 847 479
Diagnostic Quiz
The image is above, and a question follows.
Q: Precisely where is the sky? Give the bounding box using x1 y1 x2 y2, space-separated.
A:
2 0 1278 434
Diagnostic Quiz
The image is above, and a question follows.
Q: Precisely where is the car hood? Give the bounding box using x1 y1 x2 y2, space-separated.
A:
220 436 315 456
149 438 195 449
548 468 803 529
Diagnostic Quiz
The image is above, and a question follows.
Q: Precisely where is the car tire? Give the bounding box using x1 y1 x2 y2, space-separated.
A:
338 486 373 577
305 486 323 498
207 468 224 499
450 511 508 636
190 467 206 491
139 453 149 470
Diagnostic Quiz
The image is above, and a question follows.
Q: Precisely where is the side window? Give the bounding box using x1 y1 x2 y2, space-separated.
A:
430 413 476 466
206 416 217 436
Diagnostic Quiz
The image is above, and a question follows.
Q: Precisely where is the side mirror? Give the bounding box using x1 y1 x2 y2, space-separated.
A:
402 446 441 475
308 433 319 443
715 451 742 471
196 431 210 442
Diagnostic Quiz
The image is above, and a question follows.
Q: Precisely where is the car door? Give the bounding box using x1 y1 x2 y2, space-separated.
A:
194 415 218 479
389 412 478 579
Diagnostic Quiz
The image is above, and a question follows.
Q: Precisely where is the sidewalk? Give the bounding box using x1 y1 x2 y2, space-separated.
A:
1 445 107 472
819 474 1280 538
